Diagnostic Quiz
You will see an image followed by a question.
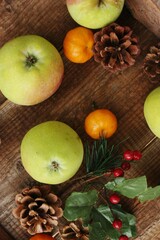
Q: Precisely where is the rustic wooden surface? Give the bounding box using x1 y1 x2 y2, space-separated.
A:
0 225 15 240
126 0 160 38
0 1 160 240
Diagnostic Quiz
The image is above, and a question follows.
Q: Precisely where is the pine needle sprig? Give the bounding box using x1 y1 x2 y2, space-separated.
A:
84 137 124 176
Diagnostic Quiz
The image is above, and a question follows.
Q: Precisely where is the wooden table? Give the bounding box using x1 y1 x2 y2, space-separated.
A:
0 1 160 240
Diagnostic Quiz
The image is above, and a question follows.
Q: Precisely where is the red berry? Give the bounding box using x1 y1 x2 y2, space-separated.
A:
123 150 133 161
112 219 122 229
109 194 120 204
121 162 131 171
119 235 129 240
133 150 142 160
113 168 124 177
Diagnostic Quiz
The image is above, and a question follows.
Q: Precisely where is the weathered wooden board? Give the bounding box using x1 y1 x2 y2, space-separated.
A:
126 0 160 38
0 225 14 240
0 1 160 240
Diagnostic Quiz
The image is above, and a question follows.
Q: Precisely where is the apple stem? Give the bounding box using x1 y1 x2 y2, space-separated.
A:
98 0 101 6
98 0 105 7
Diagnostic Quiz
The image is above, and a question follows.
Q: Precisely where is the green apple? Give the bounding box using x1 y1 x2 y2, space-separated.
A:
0 35 64 105
144 87 160 138
66 0 124 29
21 121 84 184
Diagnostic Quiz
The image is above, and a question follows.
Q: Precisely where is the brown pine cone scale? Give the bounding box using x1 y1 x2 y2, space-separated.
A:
93 23 141 72
143 42 160 80
12 185 63 235
61 219 89 240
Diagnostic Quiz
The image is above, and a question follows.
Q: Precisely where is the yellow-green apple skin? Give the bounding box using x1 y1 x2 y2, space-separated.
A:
66 0 124 29
0 35 64 105
21 121 84 184
144 87 160 138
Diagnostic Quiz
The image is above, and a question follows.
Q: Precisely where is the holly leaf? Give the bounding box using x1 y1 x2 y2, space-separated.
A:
105 176 160 203
90 206 120 240
112 205 136 238
138 186 160 202
89 222 107 240
63 190 98 224
90 205 136 240
95 205 114 223
105 176 147 198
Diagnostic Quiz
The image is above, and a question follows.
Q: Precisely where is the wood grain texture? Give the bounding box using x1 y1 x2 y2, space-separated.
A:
126 0 160 38
0 1 160 240
0 225 15 240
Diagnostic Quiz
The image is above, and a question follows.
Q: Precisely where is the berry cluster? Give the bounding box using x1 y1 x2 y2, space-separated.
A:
112 149 142 179
109 193 128 240
123 150 142 161
108 149 142 240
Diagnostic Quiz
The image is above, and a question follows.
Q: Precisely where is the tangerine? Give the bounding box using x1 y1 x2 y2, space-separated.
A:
63 26 94 63
30 233 55 240
84 109 118 139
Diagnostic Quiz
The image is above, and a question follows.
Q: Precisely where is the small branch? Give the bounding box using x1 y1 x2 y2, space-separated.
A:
84 174 104 183
70 172 94 182
95 187 117 219
60 173 110 199
70 172 112 185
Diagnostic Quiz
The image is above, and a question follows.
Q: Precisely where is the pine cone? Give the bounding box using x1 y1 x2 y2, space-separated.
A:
61 219 89 240
12 185 63 235
143 42 160 80
93 23 141 72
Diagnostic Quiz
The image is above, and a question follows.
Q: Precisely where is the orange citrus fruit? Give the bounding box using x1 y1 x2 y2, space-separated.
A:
30 234 55 240
63 26 94 63
84 109 118 139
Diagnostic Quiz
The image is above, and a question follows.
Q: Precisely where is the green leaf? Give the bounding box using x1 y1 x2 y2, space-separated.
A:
105 176 147 198
90 205 136 240
63 190 98 223
105 177 125 190
111 205 137 238
89 222 107 240
91 206 120 240
96 205 114 223
138 186 160 202
105 176 160 203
